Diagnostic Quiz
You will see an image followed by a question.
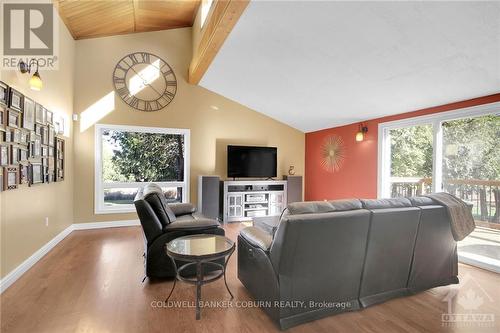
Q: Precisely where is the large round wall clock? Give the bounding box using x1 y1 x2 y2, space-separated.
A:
112 52 177 111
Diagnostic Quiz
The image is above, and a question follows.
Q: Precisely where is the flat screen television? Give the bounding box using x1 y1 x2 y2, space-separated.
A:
227 145 277 178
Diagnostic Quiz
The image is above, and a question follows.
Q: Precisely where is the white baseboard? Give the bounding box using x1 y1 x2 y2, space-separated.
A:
0 219 140 294
0 225 73 293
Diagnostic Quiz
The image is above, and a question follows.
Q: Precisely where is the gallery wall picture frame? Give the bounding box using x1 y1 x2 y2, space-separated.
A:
0 167 3 192
35 104 45 124
12 128 20 143
48 126 55 146
41 145 48 157
19 130 29 145
55 137 65 181
19 147 29 162
20 163 29 185
31 135 41 158
10 145 19 164
35 123 43 135
8 110 21 128
23 97 36 131
42 157 53 183
0 145 8 166
46 110 53 125
0 81 8 106
0 104 7 131
54 115 65 135
8 89 23 112
29 162 43 185
3 165 19 190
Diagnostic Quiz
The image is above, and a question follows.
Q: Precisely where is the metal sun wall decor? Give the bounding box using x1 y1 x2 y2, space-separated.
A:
320 135 346 173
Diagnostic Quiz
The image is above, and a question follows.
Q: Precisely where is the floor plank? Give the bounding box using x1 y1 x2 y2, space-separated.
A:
1 223 499 333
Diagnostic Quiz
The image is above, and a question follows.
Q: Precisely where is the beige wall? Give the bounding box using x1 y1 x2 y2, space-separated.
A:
0 19 75 278
73 27 304 223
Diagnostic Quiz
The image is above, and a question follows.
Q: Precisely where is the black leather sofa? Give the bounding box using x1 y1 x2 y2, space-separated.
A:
238 197 463 330
134 183 224 278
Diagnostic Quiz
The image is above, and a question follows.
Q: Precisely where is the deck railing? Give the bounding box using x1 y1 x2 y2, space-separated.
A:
390 177 500 223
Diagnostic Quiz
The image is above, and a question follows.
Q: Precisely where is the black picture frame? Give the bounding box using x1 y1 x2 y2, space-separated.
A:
31 135 41 158
10 145 19 164
35 103 45 125
23 96 36 131
8 89 23 112
29 162 43 185
0 81 8 106
19 163 29 185
48 126 55 146
0 104 6 132
8 109 21 128
0 145 8 166
12 128 21 143
19 147 29 162
46 110 53 125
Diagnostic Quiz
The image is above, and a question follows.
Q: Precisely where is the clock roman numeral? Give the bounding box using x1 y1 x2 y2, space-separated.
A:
164 91 175 99
162 69 173 77
141 52 151 63
166 80 177 87
145 101 153 111
129 97 139 109
115 62 128 73
117 86 130 98
114 77 126 85
130 54 141 65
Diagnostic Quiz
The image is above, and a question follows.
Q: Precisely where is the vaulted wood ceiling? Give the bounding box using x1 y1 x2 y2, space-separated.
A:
54 0 201 40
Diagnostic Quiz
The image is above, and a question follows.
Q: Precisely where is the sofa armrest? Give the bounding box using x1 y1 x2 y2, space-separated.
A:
240 227 273 252
168 203 196 216
163 218 220 231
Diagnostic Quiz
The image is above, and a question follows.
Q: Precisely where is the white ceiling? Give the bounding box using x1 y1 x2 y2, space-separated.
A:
200 1 500 132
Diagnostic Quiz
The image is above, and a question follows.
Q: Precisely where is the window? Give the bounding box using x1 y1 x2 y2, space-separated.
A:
95 124 190 214
378 102 500 272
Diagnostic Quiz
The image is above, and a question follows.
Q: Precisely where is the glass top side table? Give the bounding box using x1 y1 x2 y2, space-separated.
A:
165 234 235 320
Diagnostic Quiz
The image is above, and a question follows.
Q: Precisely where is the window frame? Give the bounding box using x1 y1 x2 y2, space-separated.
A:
377 101 500 198
94 123 190 214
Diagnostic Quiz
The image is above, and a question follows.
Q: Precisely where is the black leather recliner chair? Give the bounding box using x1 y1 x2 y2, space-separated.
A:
134 183 225 278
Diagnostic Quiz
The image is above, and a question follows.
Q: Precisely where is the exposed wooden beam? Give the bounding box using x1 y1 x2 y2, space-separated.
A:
188 0 249 84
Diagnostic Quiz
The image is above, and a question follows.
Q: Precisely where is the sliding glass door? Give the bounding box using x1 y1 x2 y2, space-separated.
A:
378 103 500 272
389 124 433 197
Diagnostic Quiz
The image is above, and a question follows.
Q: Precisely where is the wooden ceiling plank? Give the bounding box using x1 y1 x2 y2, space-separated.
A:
54 0 200 40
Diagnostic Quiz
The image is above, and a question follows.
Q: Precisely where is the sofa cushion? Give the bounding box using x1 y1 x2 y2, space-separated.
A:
143 183 176 226
240 226 273 251
287 201 335 215
287 199 362 215
163 217 219 231
408 196 436 206
328 199 363 211
361 198 412 209
169 203 196 216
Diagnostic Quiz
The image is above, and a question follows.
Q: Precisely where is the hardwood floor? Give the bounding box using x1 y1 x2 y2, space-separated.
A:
1 223 499 333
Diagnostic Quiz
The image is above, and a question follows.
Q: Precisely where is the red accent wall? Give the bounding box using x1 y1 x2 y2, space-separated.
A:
305 94 500 201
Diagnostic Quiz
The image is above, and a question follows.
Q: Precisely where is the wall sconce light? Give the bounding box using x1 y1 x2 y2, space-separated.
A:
356 123 368 142
19 59 43 91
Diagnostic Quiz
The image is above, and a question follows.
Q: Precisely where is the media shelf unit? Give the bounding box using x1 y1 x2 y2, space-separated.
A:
222 180 287 223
